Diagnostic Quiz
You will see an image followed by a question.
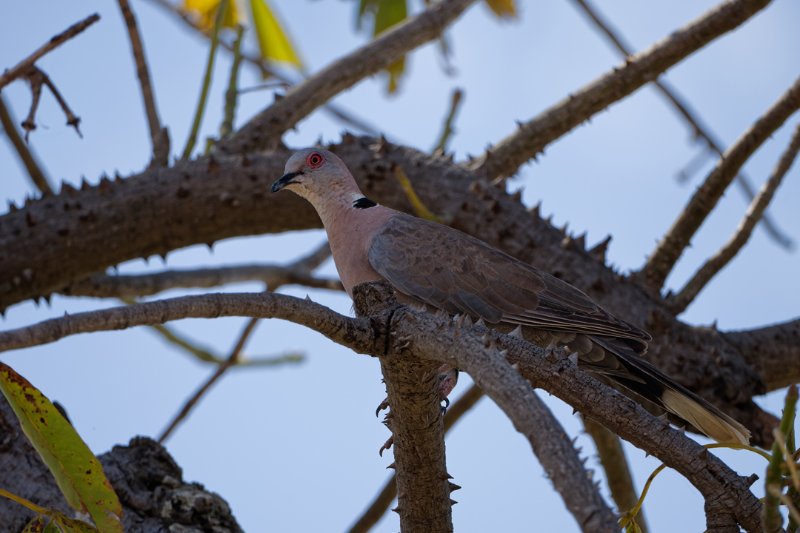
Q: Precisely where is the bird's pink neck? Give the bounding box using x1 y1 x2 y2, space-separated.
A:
320 201 396 296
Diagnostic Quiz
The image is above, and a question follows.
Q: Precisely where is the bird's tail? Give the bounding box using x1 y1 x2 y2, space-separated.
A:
590 337 750 444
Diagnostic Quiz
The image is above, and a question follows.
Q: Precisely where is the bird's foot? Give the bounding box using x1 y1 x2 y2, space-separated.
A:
379 436 393 456
375 398 390 418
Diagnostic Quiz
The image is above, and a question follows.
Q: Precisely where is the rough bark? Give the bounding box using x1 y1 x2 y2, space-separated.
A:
724 318 800 390
0 289 765 531
353 283 454 533
0 395 242 532
0 136 784 444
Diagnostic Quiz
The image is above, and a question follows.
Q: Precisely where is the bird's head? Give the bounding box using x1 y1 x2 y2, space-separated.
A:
271 148 359 206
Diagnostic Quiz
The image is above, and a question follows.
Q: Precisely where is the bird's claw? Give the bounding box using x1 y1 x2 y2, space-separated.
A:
375 398 390 418
379 436 394 456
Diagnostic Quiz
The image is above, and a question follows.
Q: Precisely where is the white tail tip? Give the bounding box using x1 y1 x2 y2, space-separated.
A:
662 389 751 445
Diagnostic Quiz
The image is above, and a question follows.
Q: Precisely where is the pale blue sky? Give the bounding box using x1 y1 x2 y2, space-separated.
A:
1 1 799 531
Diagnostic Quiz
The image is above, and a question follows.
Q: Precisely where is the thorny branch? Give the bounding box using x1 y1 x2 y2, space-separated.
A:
402 315 620 532
568 0 793 250
348 384 484 533
218 0 478 153
641 76 800 291
354 286 454 533
471 0 772 180
1 1 793 530
0 136 791 443
0 13 100 90
668 122 800 313
0 288 763 531
584 417 648 532
154 240 329 442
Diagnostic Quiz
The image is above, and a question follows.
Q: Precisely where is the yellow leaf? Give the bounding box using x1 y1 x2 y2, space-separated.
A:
249 0 302 68
182 0 242 31
485 0 516 18
386 57 405 94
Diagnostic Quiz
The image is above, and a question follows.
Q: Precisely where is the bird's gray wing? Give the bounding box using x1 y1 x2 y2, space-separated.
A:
368 215 750 443
367 214 650 349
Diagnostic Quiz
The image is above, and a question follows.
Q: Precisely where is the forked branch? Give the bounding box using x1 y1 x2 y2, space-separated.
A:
0 13 100 90
568 0 792 250
471 0 772 180
641 77 800 290
0 288 762 530
668 122 800 312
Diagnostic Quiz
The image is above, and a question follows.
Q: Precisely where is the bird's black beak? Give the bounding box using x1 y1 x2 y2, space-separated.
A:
271 171 303 193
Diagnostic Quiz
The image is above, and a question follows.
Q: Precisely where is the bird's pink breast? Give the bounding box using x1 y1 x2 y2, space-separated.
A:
324 205 397 296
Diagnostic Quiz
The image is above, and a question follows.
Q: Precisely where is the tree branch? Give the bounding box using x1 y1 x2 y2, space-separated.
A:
723 318 800 391
348 384 484 533
494 341 762 531
567 0 792 250
218 0 477 153
0 136 786 442
117 0 169 167
668 122 800 312
0 13 101 90
353 285 454 533
0 95 53 195
584 417 648 532
20 66 83 140
640 76 800 291
158 317 260 443
421 343 618 530
0 292 371 355
62 264 342 299
0 288 764 530
384 295 762 532
471 0 772 180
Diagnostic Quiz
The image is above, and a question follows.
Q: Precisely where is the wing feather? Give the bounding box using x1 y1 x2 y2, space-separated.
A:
368 214 650 348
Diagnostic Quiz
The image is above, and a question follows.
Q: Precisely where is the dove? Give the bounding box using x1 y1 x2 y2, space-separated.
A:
271 147 750 444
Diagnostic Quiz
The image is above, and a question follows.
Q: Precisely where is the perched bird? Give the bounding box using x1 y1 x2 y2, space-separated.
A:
272 147 750 444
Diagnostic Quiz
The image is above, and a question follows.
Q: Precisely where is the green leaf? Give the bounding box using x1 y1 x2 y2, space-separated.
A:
249 0 302 68
372 0 407 36
371 0 408 93
0 363 123 533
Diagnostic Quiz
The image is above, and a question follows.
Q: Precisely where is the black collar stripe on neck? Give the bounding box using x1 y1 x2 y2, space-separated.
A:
353 197 377 209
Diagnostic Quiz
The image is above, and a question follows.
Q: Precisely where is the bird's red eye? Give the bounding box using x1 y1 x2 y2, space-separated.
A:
307 152 324 169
